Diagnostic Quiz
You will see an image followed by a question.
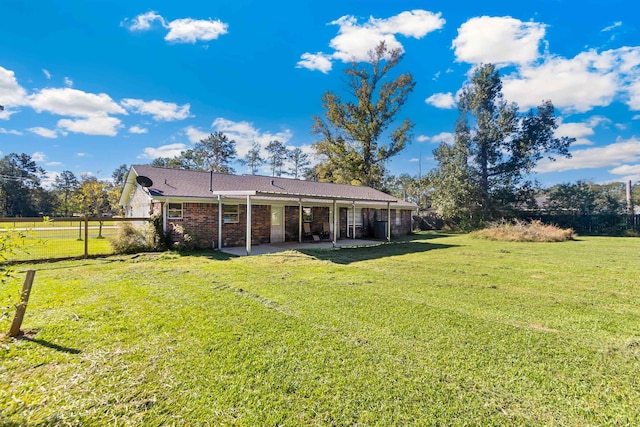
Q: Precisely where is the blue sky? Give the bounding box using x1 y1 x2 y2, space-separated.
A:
1 0 639 188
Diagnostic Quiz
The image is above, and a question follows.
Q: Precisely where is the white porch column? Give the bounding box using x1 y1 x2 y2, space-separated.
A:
217 195 222 250
298 199 302 243
352 203 356 240
246 195 252 256
162 198 168 234
386 202 391 242
332 199 338 245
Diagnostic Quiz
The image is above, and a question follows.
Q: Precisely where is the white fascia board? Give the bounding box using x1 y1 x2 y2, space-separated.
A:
211 191 257 196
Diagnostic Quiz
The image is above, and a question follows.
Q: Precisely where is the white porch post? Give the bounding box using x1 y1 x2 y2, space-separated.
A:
352 203 356 240
386 202 391 242
162 198 168 234
332 199 338 245
217 195 222 250
298 199 302 243
246 195 252 256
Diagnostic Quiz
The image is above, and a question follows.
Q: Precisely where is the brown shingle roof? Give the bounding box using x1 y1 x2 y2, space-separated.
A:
130 165 416 207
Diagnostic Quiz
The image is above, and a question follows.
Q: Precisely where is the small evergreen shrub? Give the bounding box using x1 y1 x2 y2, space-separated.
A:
472 219 574 242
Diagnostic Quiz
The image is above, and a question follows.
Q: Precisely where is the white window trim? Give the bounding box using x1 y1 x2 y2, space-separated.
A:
167 202 183 219
223 204 239 224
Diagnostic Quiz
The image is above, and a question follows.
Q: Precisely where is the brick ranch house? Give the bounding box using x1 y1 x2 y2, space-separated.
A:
120 165 418 255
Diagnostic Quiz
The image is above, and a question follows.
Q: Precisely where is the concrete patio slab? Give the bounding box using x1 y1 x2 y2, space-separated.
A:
219 239 385 256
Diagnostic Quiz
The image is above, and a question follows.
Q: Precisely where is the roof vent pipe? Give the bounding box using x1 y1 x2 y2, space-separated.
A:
271 179 275 186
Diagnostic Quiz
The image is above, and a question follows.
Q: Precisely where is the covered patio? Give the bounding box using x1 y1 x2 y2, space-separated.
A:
219 238 384 256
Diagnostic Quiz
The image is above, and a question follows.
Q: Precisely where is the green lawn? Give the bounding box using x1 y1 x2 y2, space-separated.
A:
2 221 119 261
2 233 640 425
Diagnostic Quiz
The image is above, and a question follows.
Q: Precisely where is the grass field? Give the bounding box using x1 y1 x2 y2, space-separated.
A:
1 233 640 425
1 220 119 261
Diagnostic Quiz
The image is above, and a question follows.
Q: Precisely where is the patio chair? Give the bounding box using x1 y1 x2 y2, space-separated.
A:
321 222 331 240
303 222 313 240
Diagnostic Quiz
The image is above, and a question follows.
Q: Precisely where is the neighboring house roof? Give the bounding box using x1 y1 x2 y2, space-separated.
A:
122 165 417 208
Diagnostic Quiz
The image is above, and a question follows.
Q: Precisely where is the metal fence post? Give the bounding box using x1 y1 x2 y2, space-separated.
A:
84 216 89 258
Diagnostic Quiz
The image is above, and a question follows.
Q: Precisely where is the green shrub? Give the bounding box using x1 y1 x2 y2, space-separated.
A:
150 214 170 250
170 224 196 252
109 221 158 254
472 219 574 242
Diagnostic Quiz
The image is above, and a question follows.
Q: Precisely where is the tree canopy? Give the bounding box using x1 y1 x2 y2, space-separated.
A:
429 64 574 221
0 153 45 217
311 41 415 189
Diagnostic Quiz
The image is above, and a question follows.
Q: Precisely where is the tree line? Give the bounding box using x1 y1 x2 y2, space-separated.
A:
0 156 127 218
2 41 635 223
150 132 312 179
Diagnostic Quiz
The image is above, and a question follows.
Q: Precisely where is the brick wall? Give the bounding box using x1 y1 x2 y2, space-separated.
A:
166 203 270 249
162 201 413 248
220 204 270 248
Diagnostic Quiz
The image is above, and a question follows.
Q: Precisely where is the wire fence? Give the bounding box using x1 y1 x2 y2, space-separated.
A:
0 217 150 262
523 214 640 235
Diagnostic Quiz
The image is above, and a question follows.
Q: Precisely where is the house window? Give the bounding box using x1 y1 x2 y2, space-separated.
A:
167 203 183 219
347 208 363 227
395 210 401 226
302 207 313 223
223 204 239 224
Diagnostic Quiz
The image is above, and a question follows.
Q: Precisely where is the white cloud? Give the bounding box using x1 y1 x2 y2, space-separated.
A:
129 125 148 134
609 164 640 175
184 126 209 143
555 122 595 139
126 11 166 31
139 143 187 159
28 127 59 138
121 98 191 121
536 137 640 173
64 77 73 87
212 117 293 156
627 78 640 110
502 47 640 113
416 132 454 145
425 92 456 109
46 161 62 166
165 18 228 43
602 21 623 32
42 69 51 79
0 66 28 113
430 132 455 145
28 87 126 117
298 10 444 71
328 16 405 63
32 152 46 162
296 53 333 73
125 11 228 43
0 128 22 135
77 152 87 157
554 119 603 146
57 116 122 136
452 16 546 65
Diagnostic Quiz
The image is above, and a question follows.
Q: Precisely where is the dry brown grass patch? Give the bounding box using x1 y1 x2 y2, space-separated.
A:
472 220 575 242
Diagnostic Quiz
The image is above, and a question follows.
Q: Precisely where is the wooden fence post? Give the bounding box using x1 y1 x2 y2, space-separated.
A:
8 270 36 338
